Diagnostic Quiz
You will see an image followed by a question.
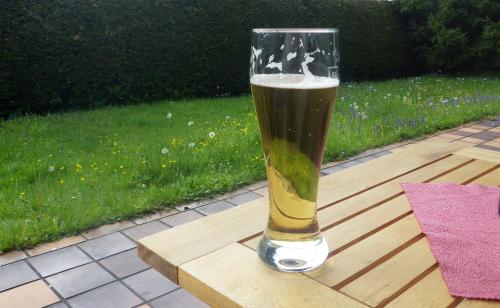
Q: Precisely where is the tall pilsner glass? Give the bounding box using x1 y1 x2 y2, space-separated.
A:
250 29 339 272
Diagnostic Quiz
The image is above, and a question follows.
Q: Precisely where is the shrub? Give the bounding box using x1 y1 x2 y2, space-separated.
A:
0 0 411 117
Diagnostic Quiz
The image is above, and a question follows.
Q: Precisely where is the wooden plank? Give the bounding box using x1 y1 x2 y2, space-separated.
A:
386 268 455 308
340 238 436 307
455 147 500 164
469 167 500 186
458 300 500 308
178 243 367 308
308 214 422 287
138 142 463 282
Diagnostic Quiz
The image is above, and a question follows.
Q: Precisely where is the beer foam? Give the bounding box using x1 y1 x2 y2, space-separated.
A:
250 74 339 89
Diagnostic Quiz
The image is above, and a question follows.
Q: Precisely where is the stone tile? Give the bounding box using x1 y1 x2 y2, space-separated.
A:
459 127 483 134
160 211 204 227
437 133 464 140
68 281 142 308
82 220 135 240
132 208 177 225
254 187 268 197
26 236 85 257
28 246 91 277
122 221 170 241
483 138 500 147
0 280 59 308
357 155 379 163
470 131 500 141
469 124 490 130
100 249 149 278
79 232 135 260
0 261 39 292
225 192 262 205
480 120 499 128
46 262 114 298
195 201 234 215
215 188 251 200
0 250 26 266
450 140 475 148
175 199 215 212
321 165 346 175
150 288 208 308
490 127 500 133
475 144 500 152
123 268 178 301
45 301 69 308
373 150 392 157
339 160 364 168
460 137 486 144
245 180 268 190
447 129 475 137
424 136 454 143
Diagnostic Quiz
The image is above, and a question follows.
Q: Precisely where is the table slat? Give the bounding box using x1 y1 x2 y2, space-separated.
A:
179 243 367 308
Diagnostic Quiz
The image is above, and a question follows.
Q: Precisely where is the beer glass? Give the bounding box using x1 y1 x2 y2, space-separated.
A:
250 29 339 272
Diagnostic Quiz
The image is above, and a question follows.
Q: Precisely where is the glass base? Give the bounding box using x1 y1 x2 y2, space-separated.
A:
257 235 328 272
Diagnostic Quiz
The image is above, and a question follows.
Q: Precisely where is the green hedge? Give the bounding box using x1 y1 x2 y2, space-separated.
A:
0 0 412 117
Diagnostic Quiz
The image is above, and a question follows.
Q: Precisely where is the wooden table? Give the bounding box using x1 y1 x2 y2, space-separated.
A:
138 142 500 307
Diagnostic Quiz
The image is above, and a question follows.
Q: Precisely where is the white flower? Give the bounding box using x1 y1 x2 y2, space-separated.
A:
188 143 195 147
225 116 230 119
188 121 194 126
166 113 172 119
442 99 449 103
341 97 345 101
161 147 169 155
208 132 216 139
48 166 55 172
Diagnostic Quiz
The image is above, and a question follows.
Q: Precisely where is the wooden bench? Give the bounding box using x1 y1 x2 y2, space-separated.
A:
138 141 500 307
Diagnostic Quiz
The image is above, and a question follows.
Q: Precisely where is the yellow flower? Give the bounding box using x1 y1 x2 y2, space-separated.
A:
162 164 167 168
19 192 25 196
80 177 85 181
76 163 82 169
119 165 124 169
59 179 64 184
60 166 65 170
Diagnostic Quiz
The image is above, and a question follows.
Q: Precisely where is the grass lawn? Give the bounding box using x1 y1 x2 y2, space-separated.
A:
1 75 499 252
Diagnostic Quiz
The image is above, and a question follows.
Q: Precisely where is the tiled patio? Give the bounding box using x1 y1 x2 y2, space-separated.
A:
0 118 499 308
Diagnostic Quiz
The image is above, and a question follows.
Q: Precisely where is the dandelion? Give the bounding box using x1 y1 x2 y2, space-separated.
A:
188 121 194 126
208 132 216 139
48 166 55 172
166 113 172 119
161 147 169 155
188 143 195 147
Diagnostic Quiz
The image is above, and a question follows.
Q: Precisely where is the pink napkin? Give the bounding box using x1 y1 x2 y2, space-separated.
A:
401 183 500 300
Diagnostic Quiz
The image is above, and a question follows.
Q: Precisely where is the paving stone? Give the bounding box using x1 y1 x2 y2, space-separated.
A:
447 129 475 137
45 301 69 308
373 150 392 157
28 246 92 277
195 200 234 215
254 187 268 197
470 131 500 140
245 180 268 190
160 211 204 227
475 144 500 152
459 127 483 134
469 124 492 130
357 155 379 163
460 137 485 144
122 221 170 241
123 268 178 301
132 209 178 225
480 120 499 128
0 260 39 292
68 281 142 308
437 133 464 140
0 250 26 266
100 249 149 278
0 280 59 308
27 236 85 257
215 188 251 200
175 199 215 212
46 262 114 298
339 160 364 168
150 288 208 308
79 232 135 260
321 165 346 175
225 192 262 205
82 220 135 240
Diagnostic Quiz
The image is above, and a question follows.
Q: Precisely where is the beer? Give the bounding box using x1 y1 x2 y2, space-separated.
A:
251 74 339 242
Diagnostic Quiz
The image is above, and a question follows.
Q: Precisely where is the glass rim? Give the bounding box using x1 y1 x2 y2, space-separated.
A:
252 28 338 34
